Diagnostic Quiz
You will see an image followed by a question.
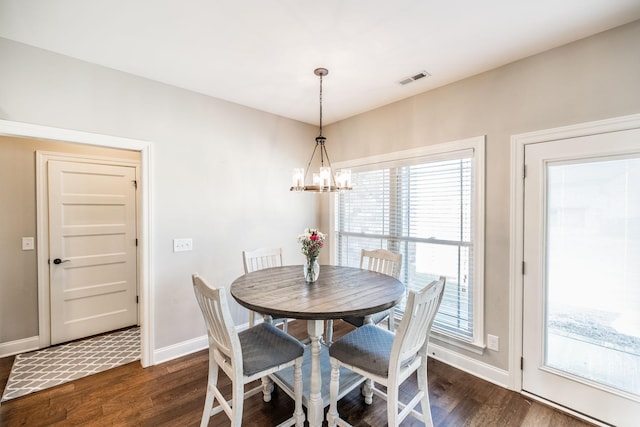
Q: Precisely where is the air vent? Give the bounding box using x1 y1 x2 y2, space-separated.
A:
398 70 431 85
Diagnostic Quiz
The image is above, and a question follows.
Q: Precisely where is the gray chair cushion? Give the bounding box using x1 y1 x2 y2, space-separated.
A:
239 323 304 376
329 324 394 377
343 310 389 328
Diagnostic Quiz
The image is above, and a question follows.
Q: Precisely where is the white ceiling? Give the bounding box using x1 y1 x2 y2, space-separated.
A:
1 0 640 125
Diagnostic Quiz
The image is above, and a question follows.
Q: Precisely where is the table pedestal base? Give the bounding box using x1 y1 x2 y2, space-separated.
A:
271 344 365 427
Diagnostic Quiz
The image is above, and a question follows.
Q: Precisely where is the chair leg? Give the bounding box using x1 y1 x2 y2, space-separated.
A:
261 375 275 402
327 358 340 427
362 378 373 405
418 364 434 426
324 319 333 344
362 312 375 405
293 358 305 427
200 358 219 427
200 388 214 427
231 378 244 427
386 378 399 427
387 308 394 332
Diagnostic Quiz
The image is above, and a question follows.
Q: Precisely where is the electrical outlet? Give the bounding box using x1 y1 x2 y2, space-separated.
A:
173 238 193 252
487 334 499 351
22 237 35 251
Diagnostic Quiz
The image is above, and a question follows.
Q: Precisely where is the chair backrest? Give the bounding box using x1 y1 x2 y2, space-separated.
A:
192 274 242 366
360 249 402 279
242 247 283 274
390 277 445 370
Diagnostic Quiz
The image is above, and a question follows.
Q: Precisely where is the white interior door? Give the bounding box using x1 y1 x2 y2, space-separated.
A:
48 160 138 345
522 128 640 426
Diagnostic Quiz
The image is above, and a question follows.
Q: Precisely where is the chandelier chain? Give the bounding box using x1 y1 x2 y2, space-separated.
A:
318 73 323 137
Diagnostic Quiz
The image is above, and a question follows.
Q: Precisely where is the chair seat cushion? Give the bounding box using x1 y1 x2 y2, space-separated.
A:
329 324 394 377
239 323 304 376
343 310 389 327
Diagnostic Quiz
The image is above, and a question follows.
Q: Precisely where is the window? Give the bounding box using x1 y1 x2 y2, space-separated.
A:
332 136 485 348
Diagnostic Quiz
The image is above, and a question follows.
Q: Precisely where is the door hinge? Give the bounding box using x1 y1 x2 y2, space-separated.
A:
523 164 527 179
521 357 524 370
522 261 525 275
135 238 138 247
133 180 138 189
136 295 139 304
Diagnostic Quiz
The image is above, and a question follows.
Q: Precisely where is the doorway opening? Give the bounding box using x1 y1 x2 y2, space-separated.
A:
0 119 153 367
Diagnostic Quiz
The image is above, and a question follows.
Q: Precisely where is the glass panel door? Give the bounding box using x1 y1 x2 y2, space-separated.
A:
522 128 640 427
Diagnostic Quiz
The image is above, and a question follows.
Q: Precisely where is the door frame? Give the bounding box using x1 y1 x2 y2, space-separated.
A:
38 152 140 346
508 113 640 416
0 119 153 367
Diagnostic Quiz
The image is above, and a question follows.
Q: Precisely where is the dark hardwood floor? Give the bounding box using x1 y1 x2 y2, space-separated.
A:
0 320 592 426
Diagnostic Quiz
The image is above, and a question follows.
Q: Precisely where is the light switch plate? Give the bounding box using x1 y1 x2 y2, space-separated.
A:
22 237 35 251
173 238 193 252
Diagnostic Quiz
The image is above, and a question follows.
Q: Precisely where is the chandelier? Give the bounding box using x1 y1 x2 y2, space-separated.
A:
290 68 352 192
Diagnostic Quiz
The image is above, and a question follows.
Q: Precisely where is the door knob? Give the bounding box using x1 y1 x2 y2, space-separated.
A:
52 258 70 264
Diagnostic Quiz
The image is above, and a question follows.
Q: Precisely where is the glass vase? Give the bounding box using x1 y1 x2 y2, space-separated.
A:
304 259 320 283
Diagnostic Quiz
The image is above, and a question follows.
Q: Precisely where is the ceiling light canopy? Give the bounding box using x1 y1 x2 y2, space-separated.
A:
291 68 352 193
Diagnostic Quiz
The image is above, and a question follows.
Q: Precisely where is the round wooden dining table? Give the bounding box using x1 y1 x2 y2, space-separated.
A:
231 264 405 427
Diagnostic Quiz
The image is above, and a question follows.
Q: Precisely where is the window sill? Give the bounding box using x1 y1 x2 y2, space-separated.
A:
429 330 486 355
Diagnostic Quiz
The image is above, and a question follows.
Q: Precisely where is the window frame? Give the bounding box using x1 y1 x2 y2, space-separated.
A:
330 136 486 351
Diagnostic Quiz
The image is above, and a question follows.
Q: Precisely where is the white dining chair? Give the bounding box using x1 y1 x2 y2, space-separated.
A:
325 248 403 344
327 276 445 427
192 274 305 427
242 247 290 332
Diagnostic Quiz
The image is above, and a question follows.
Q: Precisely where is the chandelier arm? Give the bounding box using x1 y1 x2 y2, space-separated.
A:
302 142 320 182
320 143 338 187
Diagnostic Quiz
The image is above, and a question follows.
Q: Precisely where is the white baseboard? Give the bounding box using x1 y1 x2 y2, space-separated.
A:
428 342 511 389
0 336 40 358
153 334 208 365
151 321 256 366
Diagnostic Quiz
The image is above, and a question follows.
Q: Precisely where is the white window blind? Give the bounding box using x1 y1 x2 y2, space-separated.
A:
334 144 482 343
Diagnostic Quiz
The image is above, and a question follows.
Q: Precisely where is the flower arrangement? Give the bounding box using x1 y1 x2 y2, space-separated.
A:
298 227 325 261
298 228 325 282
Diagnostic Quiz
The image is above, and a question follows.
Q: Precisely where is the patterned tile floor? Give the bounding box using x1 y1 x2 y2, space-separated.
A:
1 327 140 402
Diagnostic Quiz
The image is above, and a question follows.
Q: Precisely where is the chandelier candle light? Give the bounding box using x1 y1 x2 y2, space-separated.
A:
291 68 352 192
298 228 325 282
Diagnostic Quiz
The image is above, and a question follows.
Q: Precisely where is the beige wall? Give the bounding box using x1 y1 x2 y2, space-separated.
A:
0 135 139 342
322 20 640 370
0 37 320 351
